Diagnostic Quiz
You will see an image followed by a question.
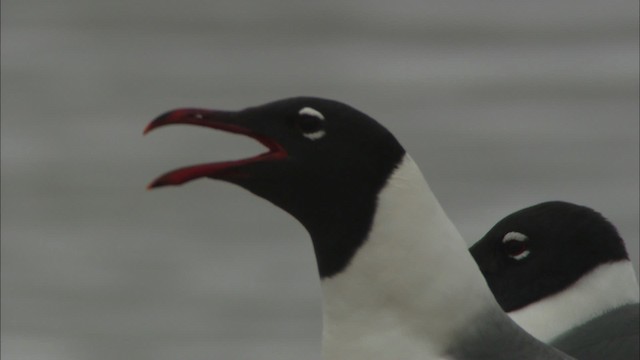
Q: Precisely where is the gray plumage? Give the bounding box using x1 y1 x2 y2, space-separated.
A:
551 303 639 360
447 308 575 359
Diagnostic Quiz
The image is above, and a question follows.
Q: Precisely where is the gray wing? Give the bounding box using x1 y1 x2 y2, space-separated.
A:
445 308 575 359
551 303 639 360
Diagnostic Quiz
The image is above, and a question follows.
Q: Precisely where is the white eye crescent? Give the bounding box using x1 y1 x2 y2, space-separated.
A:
298 107 325 120
502 231 530 260
502 232 528 243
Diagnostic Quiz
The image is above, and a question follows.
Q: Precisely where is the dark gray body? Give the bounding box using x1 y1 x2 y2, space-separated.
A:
551 303 640 360
447 307 575 359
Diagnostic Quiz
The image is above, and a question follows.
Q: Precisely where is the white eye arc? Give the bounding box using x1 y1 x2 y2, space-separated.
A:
298 107 325 120
502 231 528 243
502 231 530 260
298 107 326 140
303 131 326 140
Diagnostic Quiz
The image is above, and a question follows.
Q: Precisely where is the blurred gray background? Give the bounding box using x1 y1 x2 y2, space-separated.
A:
2 1 638 359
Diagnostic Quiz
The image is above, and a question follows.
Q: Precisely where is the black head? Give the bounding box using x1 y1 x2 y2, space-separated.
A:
145 97 406 278
470 201 629 312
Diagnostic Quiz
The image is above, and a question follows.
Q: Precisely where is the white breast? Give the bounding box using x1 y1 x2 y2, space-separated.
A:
320 155 498 360
509 260 640 342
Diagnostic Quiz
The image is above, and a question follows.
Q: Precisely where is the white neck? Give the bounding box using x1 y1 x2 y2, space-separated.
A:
319 155 500 360
509 260 640 342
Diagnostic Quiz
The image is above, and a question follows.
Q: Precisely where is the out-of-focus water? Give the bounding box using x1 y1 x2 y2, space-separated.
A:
2 1 638 359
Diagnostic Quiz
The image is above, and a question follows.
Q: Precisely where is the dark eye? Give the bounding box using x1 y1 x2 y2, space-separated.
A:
298 115 324 134
502 231 530 260
297 107 326 140
504 240 528 257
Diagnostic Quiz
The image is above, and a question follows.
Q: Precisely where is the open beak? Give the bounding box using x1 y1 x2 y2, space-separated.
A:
144 108 288 189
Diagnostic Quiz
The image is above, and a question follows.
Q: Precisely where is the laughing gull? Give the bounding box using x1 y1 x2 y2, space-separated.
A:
145 97 573 359
471 201 639 359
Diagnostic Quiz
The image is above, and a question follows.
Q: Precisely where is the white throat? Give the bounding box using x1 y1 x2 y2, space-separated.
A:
509 260 640 342
319 155 499 360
